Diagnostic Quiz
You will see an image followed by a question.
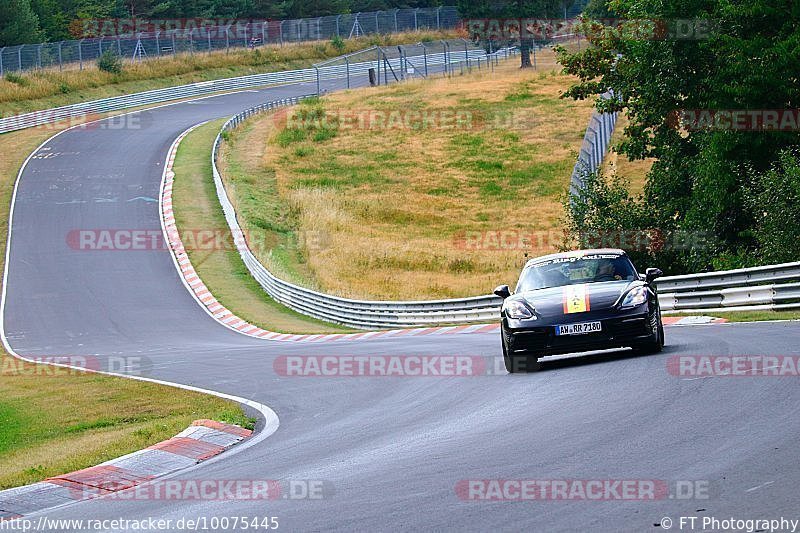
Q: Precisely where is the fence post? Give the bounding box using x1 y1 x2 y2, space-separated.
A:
18 46 22 71
155 31 160 56
262 22 266 46
226 25 230 51
0 48 4 76
79 39 83 69
117 37 121 55
436 6 441 29
98 37 103 56
335 15 341 37
279 20 285 46
37 44 42 68
375 11 380 33
171 33 176 56
207 30 211 53
317 17 322 39
414 8 419 31
394 9 399 33
58 42 62 70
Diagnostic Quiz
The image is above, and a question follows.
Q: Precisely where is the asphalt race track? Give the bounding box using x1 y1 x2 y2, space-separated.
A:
3 79 800 532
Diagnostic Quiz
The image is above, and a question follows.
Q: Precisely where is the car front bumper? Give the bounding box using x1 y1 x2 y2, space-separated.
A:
503 309 657 356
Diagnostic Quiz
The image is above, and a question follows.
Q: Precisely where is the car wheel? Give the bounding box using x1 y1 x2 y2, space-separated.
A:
502 328 542 373
633 312 663 354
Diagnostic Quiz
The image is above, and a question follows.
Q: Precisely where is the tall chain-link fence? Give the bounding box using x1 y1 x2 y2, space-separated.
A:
0 6 459 75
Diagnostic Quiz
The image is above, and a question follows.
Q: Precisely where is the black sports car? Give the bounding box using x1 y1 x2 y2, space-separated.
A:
494 249 665 373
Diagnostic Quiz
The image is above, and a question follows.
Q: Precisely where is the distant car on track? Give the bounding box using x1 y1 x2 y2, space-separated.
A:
494 249 664 373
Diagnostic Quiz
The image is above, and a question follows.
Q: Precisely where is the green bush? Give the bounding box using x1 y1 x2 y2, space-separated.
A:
97 50 123 74
3 72 28 86
330 35 346 53
745 149 800 265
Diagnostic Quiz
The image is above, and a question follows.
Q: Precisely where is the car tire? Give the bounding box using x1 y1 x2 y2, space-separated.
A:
633 311 664 354
502 328 542 373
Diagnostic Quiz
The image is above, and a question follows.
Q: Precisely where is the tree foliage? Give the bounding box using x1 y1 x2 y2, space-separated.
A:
558 0 800 272
0 0 448 46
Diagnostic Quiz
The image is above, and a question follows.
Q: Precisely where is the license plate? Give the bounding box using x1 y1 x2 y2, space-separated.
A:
555 321 602 336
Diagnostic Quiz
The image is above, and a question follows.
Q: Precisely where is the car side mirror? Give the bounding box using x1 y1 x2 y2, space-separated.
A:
493 285 511 299
645 268 663 283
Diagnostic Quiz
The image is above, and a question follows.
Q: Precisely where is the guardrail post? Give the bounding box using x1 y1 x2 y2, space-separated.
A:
314 66 320 95
423 45 428 76
345 56 350 88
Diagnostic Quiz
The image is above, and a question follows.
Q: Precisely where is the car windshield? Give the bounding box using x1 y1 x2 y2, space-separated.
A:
516 254 638 292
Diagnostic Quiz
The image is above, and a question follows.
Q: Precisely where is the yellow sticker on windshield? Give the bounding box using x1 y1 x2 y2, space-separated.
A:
563 284 590 314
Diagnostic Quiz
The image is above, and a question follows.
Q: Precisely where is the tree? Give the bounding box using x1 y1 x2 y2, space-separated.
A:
0 0 43 46
457 0 576 68
558 0 800 271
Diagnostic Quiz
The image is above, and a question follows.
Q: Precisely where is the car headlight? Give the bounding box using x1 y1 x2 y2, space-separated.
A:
504 300 535 320
620 286 648 308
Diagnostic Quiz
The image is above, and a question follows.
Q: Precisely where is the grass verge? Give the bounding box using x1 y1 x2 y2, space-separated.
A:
0 31 457 116
674 310 800 323
222 49 594 300
0 358 253 489
171 120 352 334
0 114 253 492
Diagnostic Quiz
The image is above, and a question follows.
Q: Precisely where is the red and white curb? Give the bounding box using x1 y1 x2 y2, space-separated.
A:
0 420 251 520
160 124 503 343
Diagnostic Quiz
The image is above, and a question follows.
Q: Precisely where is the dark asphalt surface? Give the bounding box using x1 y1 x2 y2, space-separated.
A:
3 77 800 532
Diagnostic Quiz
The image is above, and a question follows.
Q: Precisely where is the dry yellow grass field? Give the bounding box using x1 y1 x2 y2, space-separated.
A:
220 49 595 300
600 112 654 195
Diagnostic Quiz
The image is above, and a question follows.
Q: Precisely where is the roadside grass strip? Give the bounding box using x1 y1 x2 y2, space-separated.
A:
0 420 251 518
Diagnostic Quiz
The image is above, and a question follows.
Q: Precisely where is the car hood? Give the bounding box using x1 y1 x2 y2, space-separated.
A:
513 280 640 317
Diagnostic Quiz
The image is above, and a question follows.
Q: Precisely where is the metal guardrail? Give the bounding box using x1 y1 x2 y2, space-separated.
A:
212 97 800 328
0 7 460 74
569 92 618 197
0 46 489 135
657 262 800 313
